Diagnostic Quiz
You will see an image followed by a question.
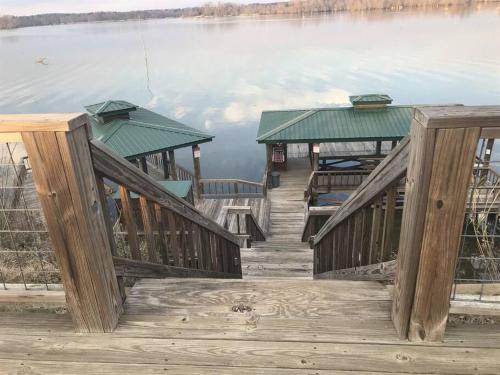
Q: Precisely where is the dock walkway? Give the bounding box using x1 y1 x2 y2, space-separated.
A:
241 158 313 278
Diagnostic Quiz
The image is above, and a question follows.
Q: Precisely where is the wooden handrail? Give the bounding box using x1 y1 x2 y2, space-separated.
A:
200 178 265 198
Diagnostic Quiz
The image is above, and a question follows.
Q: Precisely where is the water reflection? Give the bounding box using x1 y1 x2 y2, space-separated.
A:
0 6 499 180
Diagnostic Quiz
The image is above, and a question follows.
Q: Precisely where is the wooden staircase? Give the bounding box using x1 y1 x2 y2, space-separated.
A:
241 158 313 278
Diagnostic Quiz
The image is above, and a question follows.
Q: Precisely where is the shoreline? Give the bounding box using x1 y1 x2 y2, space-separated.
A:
1 1 499 31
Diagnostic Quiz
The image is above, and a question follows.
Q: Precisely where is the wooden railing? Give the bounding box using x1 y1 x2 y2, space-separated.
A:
201 178 266 199
146 153 195 182
301 206 338 244
0 113 241 333
304 169 371 202
312 105 500 342
92 140 242 278
223 206 266 248
313 138 409 278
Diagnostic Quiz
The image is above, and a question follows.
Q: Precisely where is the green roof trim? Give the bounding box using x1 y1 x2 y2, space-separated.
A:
349 94 393 105
86 100 214 159
256 105 413 144
113 180 192 200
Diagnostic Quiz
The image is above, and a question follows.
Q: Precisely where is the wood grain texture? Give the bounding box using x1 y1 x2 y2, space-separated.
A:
408 126 481 342
1 278 500 374
0 113 88 132
22 126 122 332
415 105 500 129
392 121 437 339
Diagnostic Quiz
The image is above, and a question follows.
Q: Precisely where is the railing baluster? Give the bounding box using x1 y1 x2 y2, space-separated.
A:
380 187 396 261
154 204 169 265
139 196 158 263
166 208 179 266
369 195 383 264
119 186 141 260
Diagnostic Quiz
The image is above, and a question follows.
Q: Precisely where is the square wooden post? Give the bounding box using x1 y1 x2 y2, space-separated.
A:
392 106 497 342
192 144 202 200
161 151 170 179
168 149 178 180
19 114 123 332
266 144 273 189
312 143 320 172
139 156 148 174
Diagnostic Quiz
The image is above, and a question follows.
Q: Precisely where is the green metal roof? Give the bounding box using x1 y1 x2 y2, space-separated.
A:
256 105 413 144
85 100 137 116
86 100 214 159
349 94 393 105
113 180 192 199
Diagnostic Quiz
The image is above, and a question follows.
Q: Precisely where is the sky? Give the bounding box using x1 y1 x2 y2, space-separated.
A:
0 0 279 16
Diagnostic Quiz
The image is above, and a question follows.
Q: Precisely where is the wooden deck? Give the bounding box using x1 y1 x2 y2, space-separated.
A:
242 158 313 278
2 277 500 374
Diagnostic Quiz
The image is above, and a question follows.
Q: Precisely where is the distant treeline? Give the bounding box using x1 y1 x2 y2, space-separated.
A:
0 0 496 30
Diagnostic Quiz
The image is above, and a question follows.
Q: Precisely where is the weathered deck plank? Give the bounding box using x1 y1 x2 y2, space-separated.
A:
1 278 500 374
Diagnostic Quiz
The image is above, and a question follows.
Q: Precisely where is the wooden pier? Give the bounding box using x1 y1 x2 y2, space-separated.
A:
1 106 500 374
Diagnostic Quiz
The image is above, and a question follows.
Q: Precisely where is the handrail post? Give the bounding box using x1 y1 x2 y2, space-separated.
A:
392 106 493 342
14 113 123 332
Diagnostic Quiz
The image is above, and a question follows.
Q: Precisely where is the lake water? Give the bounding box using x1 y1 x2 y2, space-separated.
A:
1 7 499 180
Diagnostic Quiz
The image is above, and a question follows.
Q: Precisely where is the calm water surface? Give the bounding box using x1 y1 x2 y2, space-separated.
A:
1 8 499 180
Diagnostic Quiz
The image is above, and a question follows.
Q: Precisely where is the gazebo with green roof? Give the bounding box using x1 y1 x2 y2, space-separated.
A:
85 100 214 199
256 94 413 185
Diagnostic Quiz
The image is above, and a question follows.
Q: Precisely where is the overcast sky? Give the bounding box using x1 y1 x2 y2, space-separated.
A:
0 0 278 16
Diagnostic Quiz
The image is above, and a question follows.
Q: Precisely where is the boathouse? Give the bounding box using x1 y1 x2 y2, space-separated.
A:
86 100 214 200
257 94 412 180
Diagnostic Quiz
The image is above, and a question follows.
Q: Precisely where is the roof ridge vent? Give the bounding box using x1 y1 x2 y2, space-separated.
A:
349 94 393 109
85 100 138 123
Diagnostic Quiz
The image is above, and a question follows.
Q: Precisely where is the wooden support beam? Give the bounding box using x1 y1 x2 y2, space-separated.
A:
376 141 382 155
266 144 273 189
22 119 122 333
119 186 141 261
392 119 437 339
168 150 177 180
161 151 169 179
312 144 320 172
140 156 148 174
192 145 202 201
408 126 480 342
393 106 490 342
